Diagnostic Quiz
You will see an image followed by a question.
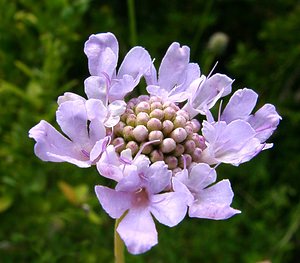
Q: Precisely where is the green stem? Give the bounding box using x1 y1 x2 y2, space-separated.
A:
127 0 137 46
114 218 125 263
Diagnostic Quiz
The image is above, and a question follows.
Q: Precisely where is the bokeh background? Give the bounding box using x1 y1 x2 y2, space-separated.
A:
1 0 300 262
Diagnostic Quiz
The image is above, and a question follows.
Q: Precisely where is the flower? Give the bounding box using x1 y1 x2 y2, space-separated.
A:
29 32 281 256
183 72 233 118
29 99 108 167
173 163 241 219
95 157 189 254
199 120 264 166
198 88 282 166
84 32 152 102
146 42 200 102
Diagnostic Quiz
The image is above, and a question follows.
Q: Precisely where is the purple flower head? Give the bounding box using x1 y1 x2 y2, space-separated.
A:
29 31 281 256
95 158 189 254
84 32 152 102
173 163 240 219
29 99 109 167
146 42 200 102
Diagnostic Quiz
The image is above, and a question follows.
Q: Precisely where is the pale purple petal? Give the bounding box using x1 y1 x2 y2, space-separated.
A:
248 103 281 142
109 75 136 101
105 100 126 127
190 73 233 115
117 207 158 255
146 85 168 98
84 33 118 77
144 161 172 194
88 119 106 144
90 136 110 162
201 120 225 144
132 154 151 172
116 170 141 192
167 91 190 103
189 179 241 220
144 63 157 85
84 76 107 102
166 63 201 102
97 163 124 181
57 92 86 105
28 120 90 167
150 192 188 227
120 148 133 163
56 100 89 146
85 99 107 143
96 145 126 181
95 186 132 219
158 42 190 92
118 47 152 80
171 177 194 205
46 153 91 167
85 99 107 122
186 163 217 191
177 62 201 89
221 88 258 123
99 145 120 166
108 100 127 116
201 120 262 165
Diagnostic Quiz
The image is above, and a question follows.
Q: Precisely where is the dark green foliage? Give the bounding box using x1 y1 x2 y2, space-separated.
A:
0 0 299 262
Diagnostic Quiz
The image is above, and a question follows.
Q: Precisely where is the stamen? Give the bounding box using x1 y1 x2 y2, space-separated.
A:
114 141 125 150
213 163 221 169
101 71 111 106
120 156 132 165
182 154 187 171
207 61 219 79
218 100 223 123
134 139 160 162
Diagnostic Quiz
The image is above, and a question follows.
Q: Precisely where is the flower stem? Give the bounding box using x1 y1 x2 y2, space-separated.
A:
127 0 137 46
114 218 125 263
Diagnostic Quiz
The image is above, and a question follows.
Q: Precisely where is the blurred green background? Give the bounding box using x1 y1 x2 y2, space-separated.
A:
1 0 299 262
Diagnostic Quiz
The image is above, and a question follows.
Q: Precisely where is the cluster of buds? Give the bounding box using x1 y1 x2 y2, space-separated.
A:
112 95 205 172
29 32 281 255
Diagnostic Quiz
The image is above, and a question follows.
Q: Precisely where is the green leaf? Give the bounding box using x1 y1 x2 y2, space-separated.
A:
0 195 13 213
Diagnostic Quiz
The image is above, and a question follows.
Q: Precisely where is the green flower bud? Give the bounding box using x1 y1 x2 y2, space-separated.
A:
126 141 139 156
150 149 164 162
135 101 150 114
173 115 187 128
123 126 134 141
133 125 148 142
160 138 176 153
162 120 174 136
184 139 196 154
147 118 162 131
136 112 150 126
126 114 136 126
150 108 164 120
148 130 164 144
170 127 187 143
165 156 178 170
164 107 176 120
150 101 163 111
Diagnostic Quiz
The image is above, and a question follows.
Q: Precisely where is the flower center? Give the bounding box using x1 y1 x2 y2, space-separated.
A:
132 188 149 207
112 95 206 172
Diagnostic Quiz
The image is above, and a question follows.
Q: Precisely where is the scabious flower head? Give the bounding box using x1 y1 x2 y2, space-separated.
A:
29 32 281 256
112 94 205 173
